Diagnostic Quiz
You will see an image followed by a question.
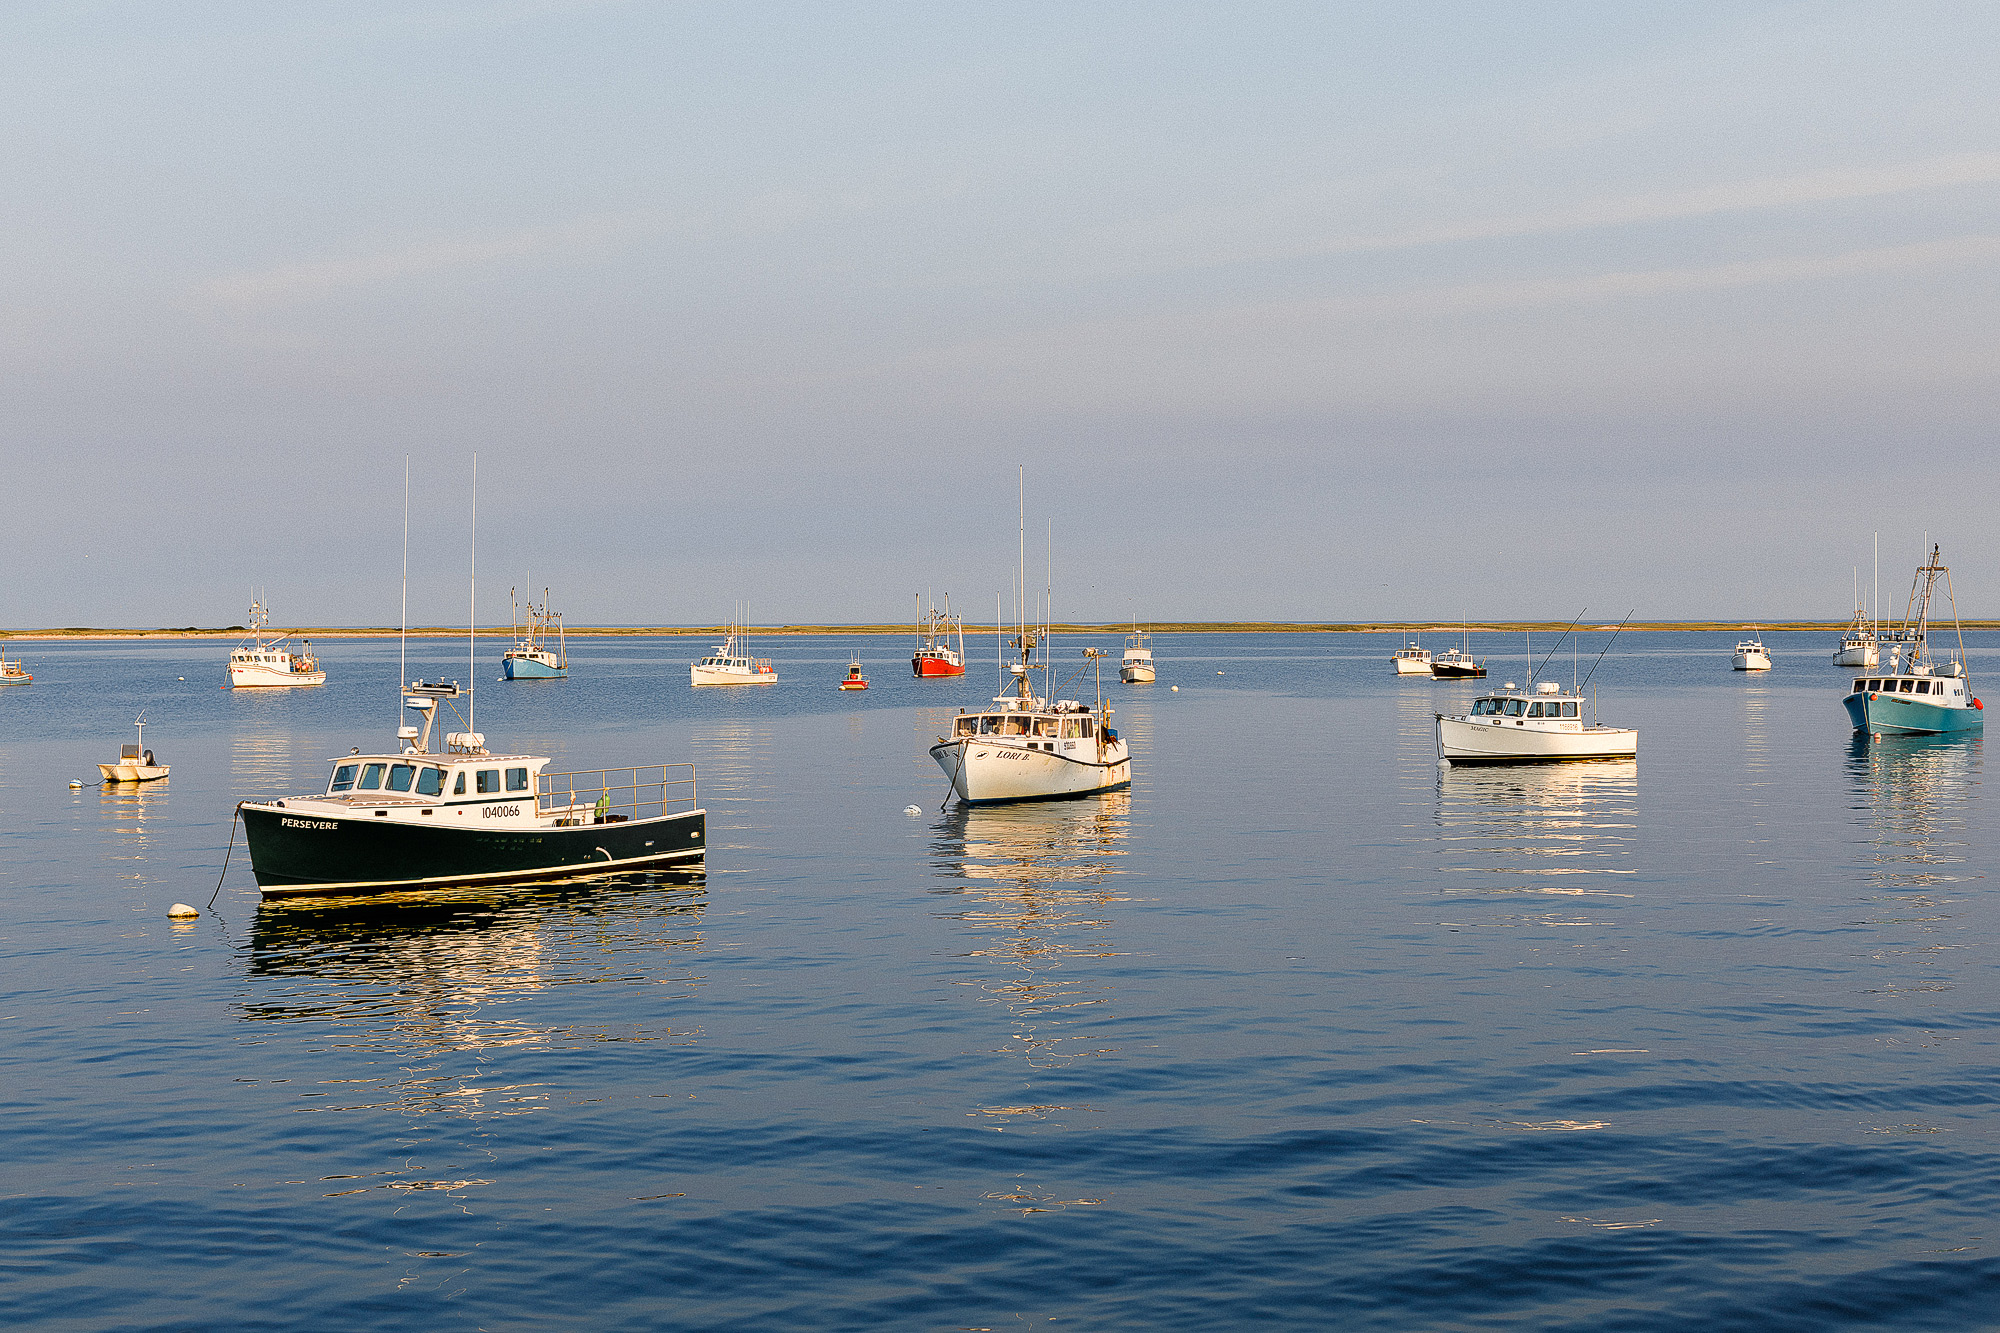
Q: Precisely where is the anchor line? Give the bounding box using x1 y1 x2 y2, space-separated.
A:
941 741 967 811
208 802 245 910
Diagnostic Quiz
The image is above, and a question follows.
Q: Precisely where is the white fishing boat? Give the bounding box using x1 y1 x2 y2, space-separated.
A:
1732 631 1772 672
227 600 325 688
1391 637 1433 676
929 475 1131 805
1835 546 1883 668
99 713 169 782
1436 680 1637 764
501 585 568 679
689 621 777 686
0 645 29 685
1842 544 1983 737
1120 626 1156 683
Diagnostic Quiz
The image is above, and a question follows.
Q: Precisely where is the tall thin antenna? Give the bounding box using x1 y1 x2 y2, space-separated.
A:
468 451 477 737
1017 466 1026 643
400 455 410 716
1044 517 1052 667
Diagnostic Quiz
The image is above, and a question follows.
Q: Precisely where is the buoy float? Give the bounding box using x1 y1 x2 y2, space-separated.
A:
1217 671 1224 675
68 779 82 789
167 903 199 918
903 805 922 816
1170 685 1179 692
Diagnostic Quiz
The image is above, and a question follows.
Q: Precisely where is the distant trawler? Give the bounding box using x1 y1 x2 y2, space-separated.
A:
1391 635 1433 676
1843 544 1982 736
0 645 29 685
227 600 324 688
502 586 568 680
912 594 966 677
1120 626 1156 683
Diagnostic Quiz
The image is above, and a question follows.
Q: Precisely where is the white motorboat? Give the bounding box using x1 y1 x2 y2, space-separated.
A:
227 600 325 688
689 624 776 686
1120 626 1156 683
1835 549 1882 667
1436 680 1637 765
99 713 169 782
1391 638 1433 676
1732 632 1772 671
1430 629 1485 679
0 645 29 685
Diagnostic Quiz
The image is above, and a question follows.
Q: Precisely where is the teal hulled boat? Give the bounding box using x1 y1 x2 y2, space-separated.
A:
501 585 568 679
1841 544 1982 736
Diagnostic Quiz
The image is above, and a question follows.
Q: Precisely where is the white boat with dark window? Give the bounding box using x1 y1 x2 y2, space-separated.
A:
1430 629 1485 679
1436 680 1637 765
690 623 776 686
1120 626 1156 683
227 600 325 688
1833 614 1879 669
1842 544 1982 737
0 645 30 685
99 713 169 783
501 585 568 680
1391 637 1433 676
931 639 1131 804
1732 632 1772 672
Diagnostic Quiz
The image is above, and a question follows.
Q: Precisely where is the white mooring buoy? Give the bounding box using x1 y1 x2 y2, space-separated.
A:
167 903 199 918
68 779 83 789
1170 685 1179 691
903 805 922 816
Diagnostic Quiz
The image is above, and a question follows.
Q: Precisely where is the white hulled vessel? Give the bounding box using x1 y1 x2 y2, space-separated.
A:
501 585 568 679
689 621 776 686
1391 636 1433 676
99 713 169 782
1732 631 1772 672
1436 679 1637 765
931 636 1131 804
1120 626 1156 683
0 644 29 685
227 600 325 688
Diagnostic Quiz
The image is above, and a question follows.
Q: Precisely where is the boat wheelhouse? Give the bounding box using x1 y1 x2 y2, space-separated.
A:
912 593 966 678
1391 639 1433 676
502 585 568 679
1732 633 1771 671
839 656 868 690
239 681 704 897
1435 680 1637 764
690 626 776 686
227 599 325 688
1843 544 1981 736
1120 627 1155 684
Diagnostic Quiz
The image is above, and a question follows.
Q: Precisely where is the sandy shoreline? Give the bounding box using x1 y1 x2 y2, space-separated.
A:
7 620 1988 641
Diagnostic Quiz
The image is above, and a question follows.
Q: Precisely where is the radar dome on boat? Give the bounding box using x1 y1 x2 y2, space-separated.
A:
1536 681 1561 694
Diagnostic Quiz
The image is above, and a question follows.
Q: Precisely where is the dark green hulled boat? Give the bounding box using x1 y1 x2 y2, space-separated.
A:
241 682 703 898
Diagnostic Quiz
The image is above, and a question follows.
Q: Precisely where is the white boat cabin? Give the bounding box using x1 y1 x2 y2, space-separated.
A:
1464 681 1587 730
948 699 1107 750
1849 665 1969 701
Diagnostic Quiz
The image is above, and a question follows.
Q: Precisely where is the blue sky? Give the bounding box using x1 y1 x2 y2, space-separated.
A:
4 2 1996 627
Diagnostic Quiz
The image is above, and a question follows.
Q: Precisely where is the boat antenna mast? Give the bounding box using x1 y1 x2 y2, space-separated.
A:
399 454 410 725
468 451 477 738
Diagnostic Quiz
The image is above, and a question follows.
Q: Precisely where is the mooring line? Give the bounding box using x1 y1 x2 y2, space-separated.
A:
208 802 245 910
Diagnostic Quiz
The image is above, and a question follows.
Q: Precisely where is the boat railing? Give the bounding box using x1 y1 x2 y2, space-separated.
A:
537 764 698 826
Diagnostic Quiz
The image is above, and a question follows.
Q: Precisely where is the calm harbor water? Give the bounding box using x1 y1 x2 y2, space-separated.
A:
3 630 1997 1330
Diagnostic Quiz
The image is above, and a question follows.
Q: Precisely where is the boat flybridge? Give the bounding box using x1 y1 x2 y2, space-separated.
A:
227 599 325 688
1436 679 1637 764
501 585 568 679
1120 626 1156 683
1843 544 1982 736
931 630 1132 805
239 679 705 898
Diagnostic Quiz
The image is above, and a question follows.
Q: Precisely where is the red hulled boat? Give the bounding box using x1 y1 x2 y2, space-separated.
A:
912 593 966 677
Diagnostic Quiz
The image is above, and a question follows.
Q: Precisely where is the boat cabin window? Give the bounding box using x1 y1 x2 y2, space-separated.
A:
453 772 467 795
1899 680 1915 693
1502 699 1525 716
1061 719 1083 738
954 717 976 737
476 769 500 794
1853 679 1865 693
356 763 386 791
386 764 416 793
416 767 444 797
1035 719 1058 737
506 767 530 791
1561 702 1578 718
329 763 358 793
1915 680 1933 694
1470 699 1498 716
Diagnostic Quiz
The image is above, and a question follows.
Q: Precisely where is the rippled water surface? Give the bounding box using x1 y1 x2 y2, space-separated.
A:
4 631 1998 1330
